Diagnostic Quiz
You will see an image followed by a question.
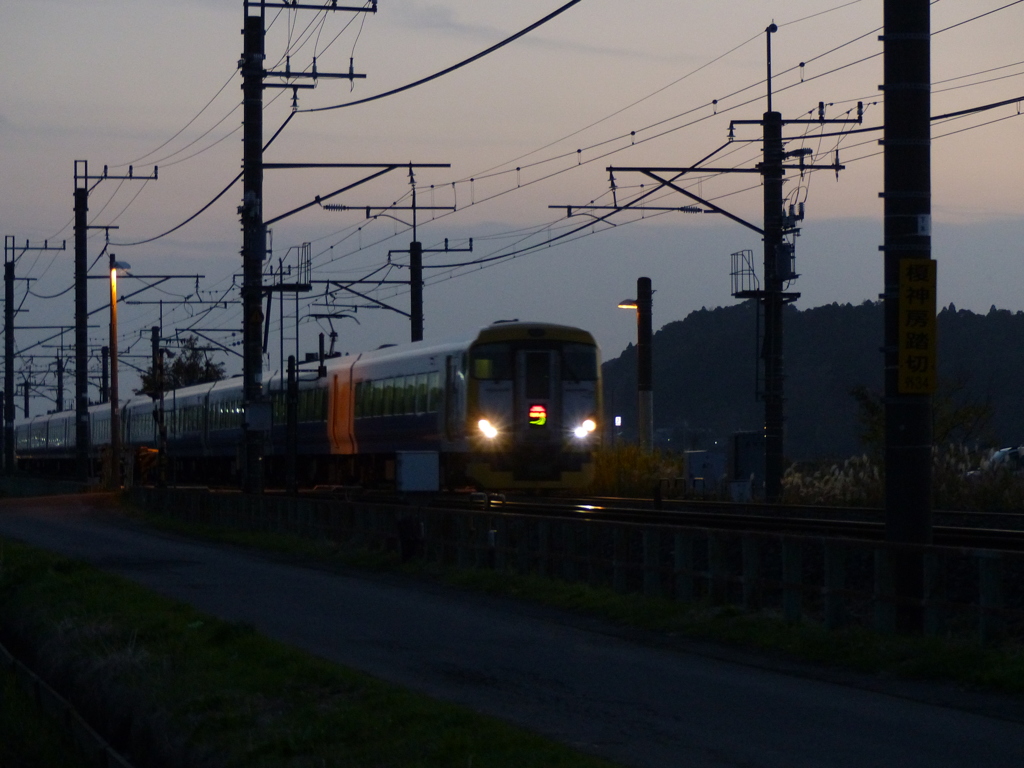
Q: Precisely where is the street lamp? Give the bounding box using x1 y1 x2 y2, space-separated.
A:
109 254 130 489
618 276 653 450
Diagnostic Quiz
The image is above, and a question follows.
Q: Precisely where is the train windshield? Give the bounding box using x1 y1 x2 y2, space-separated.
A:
562 343 598 382
471 343 513 380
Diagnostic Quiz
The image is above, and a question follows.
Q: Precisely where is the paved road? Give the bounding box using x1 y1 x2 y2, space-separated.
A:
2 494 1023 768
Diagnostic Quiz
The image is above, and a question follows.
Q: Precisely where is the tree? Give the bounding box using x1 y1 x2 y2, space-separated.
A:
138 336 225 396
851 373 995 458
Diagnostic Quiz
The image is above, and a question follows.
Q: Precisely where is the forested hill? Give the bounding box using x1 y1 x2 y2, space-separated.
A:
601 302 1024 460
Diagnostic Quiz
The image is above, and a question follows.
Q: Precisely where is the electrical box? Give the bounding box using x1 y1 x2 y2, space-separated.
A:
396 451 440 492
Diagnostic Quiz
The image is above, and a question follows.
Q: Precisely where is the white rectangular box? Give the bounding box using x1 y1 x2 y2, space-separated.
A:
396 451 440 492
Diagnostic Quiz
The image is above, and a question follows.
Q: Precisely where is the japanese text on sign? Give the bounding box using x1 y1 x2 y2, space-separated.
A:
898 259 937 394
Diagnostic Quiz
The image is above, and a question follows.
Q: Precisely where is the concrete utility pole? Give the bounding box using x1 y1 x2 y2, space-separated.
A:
4 253 14 475
74 182 89 480
636 277 653 450
239 0 378 493
73 161 156 482
599 25 858 501
618 278 654 449
240 13 268 494
322 168 461 343
760 37 787 501
4 237 65 474
883 0 934 632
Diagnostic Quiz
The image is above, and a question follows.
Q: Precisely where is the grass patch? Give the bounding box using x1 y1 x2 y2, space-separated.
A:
0 663 95 768
132 504 1024 696
436 568 1024 694
0 538 618 768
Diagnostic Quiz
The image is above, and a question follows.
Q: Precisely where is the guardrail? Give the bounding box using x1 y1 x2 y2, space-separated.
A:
0 640 135 768
130 488 1024 642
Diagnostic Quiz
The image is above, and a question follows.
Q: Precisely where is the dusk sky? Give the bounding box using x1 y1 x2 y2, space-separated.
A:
2 1 1023 412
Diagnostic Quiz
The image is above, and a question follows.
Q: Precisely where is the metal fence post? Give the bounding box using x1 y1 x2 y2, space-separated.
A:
742 535 761 610
674 531 694 603
563 521 578 583
643 528 661 597
457 514 469 569
708 534 727 604
612 526 627 594
494 516 507 573
824 541 846 630
782 538 802 623
537 520 550 578
979 551 1003 645
923 550 941 637
874 547 896 635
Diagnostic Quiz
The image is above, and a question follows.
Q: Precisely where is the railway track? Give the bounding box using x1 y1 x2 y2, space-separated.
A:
423 493 1024 552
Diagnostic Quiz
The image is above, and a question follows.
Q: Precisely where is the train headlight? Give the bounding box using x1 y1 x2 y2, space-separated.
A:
573 418 598 439
478 419 499 439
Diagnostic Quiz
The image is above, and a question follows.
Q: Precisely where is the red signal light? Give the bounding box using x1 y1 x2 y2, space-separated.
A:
528 404 547 426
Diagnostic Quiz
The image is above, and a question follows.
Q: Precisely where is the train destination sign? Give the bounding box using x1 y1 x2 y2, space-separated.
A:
898 258 937 395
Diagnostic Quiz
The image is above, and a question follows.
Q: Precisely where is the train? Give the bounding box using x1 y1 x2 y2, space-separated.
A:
14 321 602 491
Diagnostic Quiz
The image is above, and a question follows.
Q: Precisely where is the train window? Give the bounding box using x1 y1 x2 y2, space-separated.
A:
415 373 428 414
525 352 552 399
353 382 364 418
382 379 395 417
471 343 512 380
428 372 442 412
393 377 405 415
562 343 598 382
404 376 416 415
369 380 382 417
391 377 404 416
272 390 285 424
299 390 321 422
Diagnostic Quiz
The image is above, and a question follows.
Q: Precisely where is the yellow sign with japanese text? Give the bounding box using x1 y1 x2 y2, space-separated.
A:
898 259 937 394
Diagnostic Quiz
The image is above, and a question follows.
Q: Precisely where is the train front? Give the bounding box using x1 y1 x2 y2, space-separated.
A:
466 322 600 490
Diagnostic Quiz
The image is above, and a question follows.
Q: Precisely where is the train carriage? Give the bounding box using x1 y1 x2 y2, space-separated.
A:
13 321 601 491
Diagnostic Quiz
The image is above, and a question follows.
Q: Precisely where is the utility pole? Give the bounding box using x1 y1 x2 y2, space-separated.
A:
4 249 15 475
760 36 787 501
240 12 268 494
322 167 461 342
594 25 858 501
883 0 934 632
4 237 65 474
55 357 64 412
151 326 168 488
100 346 109 403
239 0 377 493
73 161 156 482
636 277 653 450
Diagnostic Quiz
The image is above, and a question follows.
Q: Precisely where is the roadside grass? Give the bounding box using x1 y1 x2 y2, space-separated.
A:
0 538 618 768
131 505 1024 696
0 663 95 768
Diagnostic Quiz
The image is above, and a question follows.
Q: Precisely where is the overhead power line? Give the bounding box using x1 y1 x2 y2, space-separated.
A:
299 0 584 113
